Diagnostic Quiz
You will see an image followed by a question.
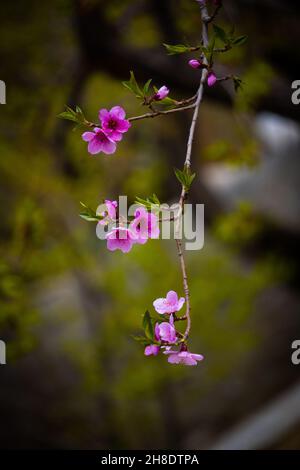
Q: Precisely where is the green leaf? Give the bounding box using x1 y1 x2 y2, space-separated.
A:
79 202 103 223
213 24 228 44
131 335 151 346
163 43 199 55
135 194 161 211
143 79 152 96
57 111 77 123
157 96 177 107
58 105 86 125
206 36 216 65
174 167 196 191
213 25 248 50
122 71 143 99
143 310 154 341
232 76 243 92
232 35 248 46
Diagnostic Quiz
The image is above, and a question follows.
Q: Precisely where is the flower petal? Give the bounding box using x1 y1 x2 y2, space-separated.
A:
110 106 126 119
167 354 181 364
166 290 178 305
82 131 95 142
192 354 204 362
99 108 110 123
153 298 168 314
117 119 131 132
177 297 185 312
108 130 123 142
88 137 103 155
102 140 117 155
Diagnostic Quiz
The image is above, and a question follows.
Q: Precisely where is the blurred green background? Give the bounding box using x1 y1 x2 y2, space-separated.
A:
1 0 300 449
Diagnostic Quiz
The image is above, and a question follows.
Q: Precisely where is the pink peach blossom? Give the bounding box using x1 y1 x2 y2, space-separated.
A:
164 350 204 366
154 86 169 101
155 316 177 344
153 290 185 315
188 59 202 69
98 200 118 226
82 127 116 155
99 106 131 142
106 227 135 253
131 207 160 245
207 71 217 87
144 344 160 356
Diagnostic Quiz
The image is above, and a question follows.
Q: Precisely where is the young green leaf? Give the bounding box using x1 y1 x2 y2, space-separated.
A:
163 43 200 55
213 24 228 44
131 335 151 346
232 35 248 46
232 76 243 92
174 167 196 191
206 36 216 65
143 79 152 96
135 194 161 211
122 71 143 99
58 105 87 126
143 310 154 341
79 202 103 222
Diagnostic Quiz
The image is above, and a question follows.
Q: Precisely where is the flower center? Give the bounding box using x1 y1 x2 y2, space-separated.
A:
108 119 117 130
96 130 108 143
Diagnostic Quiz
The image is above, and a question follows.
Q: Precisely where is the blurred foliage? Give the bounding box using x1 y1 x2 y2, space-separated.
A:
0 0 290 449
235 61 274 112
203 138 259 167
214 201 266 246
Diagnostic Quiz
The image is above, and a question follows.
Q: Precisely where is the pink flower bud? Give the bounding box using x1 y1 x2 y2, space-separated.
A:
144 345 160 356
188 59 202 69
207 71 217 87
154 86 169 101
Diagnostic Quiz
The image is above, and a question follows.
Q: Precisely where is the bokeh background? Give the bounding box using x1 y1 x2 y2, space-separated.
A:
1 0 300 449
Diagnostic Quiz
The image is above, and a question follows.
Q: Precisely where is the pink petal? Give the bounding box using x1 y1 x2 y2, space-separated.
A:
99 109 110 123
154 323 160 341
182 356 198 366
120 240 134 253
105 200 117 219
110 106 126 120
82 131 95 142
192 354 204 362
117 120 131 132
150 225 160 239
106 238 118 251
88 137 103 155
167 354 181 364
207 72 217 87
153 298 168 314
107 130 123 142
177 297 185 311
102 140 117 155
135 236 148 245
166 290 178 305
144 345 160 356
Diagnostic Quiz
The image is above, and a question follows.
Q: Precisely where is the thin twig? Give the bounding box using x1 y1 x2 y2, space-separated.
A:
176 239 191 340
128 103 196 122
175 3 210 342
84 103 197 128
207 4 222 24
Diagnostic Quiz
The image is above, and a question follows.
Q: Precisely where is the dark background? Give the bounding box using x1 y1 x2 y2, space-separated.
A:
0 0 300 449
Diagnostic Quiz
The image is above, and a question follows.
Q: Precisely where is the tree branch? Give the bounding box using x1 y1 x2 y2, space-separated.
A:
175 2 210 341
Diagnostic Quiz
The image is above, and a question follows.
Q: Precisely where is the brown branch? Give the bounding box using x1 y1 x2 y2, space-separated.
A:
128 103 196 122
175 2 210 342
207 3 222 24
83 102 197 128
176 239 191 340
